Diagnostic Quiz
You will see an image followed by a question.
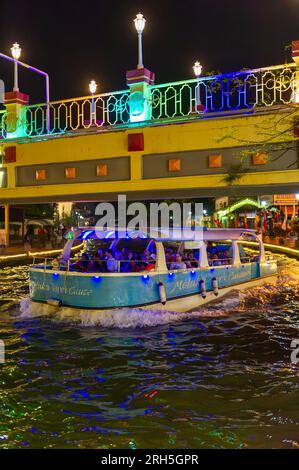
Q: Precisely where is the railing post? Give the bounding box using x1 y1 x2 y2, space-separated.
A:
4 91 29 139
292 40 299 103
126 68 155 122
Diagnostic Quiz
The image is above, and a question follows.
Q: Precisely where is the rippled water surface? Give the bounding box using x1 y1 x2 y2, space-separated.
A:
0 257 298 449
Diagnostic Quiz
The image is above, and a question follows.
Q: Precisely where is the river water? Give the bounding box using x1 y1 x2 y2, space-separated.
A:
0 256 298 449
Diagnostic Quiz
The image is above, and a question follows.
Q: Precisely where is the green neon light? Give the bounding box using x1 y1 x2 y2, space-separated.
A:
217 198 260 217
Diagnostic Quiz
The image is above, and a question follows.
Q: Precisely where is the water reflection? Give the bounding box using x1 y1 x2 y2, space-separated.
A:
0 259 298 448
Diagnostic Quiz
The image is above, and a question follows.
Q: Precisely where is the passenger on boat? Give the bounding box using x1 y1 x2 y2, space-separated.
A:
219 250 232 264
97 248 106 259
206 241 218 255
74 252 90 272
184 251 198 268
106 249 118 272
169 253 187 270
165 247 176 263
120 251 136 273
210 254 223 266
89 253 105 272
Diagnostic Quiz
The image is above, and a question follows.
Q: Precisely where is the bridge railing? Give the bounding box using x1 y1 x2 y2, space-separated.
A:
150 63 296 119
24 89 131 137
0 63 296 139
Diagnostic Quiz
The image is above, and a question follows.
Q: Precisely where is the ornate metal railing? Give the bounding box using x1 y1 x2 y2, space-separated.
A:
0 63 296 139
150 63 296 119
25 89 130 136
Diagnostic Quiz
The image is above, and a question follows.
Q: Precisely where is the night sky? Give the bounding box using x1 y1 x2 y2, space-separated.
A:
1 0 299 103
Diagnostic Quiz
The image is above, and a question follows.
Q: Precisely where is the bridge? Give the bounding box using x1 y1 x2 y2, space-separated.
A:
0 42 299 241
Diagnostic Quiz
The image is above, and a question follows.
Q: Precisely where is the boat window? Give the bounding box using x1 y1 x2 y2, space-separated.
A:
163 241 200 270
66 238 157 273
237 240 259 263
206 241 233 266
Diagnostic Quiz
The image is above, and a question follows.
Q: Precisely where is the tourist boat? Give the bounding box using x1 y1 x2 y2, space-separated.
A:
28 228 278 313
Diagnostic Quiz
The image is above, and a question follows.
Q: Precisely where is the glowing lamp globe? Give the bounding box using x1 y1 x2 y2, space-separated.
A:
11 42 21 60
134 13 146 34
89 80 97 94
193 61 202 77
296 193 299 201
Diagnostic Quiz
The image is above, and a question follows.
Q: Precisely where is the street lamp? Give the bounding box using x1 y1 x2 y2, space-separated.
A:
193 61 202 111
134 13 146 69
1 46 50 132
89 80 97 124
11 43 21 92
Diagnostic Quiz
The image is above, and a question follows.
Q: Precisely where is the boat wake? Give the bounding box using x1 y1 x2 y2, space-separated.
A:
19 281 298 329
19 297 231 328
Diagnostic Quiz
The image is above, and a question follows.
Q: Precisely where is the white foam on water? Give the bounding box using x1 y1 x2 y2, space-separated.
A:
19 297 230 328
18 258 299 329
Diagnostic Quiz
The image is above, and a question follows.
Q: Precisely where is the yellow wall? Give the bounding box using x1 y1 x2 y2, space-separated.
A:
1 108 299 201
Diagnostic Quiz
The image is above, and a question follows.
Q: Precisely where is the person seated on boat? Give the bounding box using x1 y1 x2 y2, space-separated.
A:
210 254 222 266
72 252 90 272
121 247 129 260
185 251 198 268
120 251 135 273
106 249 118 272
206 241 218 255
144 255 156 272
169 253 187 270
141 250 151 262
97 247 106 259
165 247 176 263
219 250 232 265
89 252 104 272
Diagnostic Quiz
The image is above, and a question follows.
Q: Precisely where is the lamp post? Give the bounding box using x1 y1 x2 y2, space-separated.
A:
11 43 21 92
193 61 202 111
134 13 146 69
0 47 50 132
89 80 97 124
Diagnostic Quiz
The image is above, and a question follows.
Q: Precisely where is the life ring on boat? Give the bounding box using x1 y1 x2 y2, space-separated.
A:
157 281 167 305
212 277 218 296
199 279 207 299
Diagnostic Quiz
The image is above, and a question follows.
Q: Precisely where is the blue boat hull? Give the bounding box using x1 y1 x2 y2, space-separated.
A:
29 260 277 309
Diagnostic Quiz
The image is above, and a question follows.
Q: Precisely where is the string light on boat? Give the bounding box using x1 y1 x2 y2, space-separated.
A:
93 276 102 283
168 272 174 280
52 272 59 278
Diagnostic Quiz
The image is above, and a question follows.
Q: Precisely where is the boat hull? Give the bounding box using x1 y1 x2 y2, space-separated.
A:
29 260 277 311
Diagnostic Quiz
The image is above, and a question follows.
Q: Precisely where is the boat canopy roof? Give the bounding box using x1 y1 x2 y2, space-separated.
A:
66 227 261 242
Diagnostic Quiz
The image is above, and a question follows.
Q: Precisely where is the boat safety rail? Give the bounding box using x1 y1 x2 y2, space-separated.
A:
36 256 157 273
208 256 256 266
32 257 56 270
166 260 200 269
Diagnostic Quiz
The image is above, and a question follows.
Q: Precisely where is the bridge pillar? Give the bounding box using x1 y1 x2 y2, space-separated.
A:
292 40 299 103
126 68 155 122
4 204 9 247
4 91 29 139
